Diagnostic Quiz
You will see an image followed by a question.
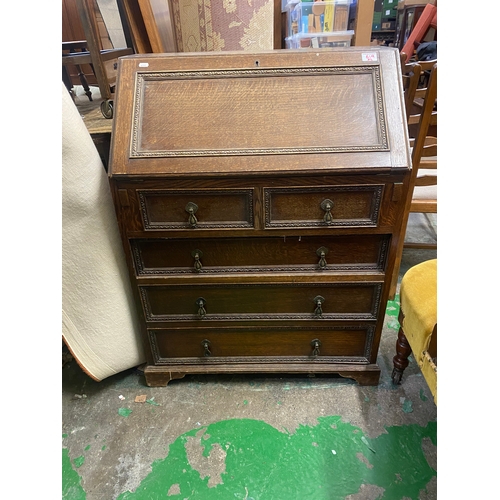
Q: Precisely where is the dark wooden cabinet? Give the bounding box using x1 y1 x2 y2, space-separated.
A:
108 48 411 386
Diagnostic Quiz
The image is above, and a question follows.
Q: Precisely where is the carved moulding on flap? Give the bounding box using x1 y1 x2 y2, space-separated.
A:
130 65 388 158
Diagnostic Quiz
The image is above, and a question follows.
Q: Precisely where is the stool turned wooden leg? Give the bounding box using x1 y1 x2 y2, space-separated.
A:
62 66 75 101
392 310 412 384
75 64 93 101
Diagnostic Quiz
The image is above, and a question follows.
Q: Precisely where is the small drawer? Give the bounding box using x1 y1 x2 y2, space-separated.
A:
137 188 254 230
139 282 383 321
148 324 375 363
264 185 384 228
131 234 389 275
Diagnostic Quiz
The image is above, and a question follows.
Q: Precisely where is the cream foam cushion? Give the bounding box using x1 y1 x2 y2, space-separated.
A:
62 83 145 381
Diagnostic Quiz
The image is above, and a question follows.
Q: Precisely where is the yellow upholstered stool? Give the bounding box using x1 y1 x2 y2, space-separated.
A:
392 259 437 405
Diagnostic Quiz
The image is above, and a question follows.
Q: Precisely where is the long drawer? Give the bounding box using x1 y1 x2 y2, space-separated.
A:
139 282 383 322
148 325 376 363
264 185 384 228
131 234 390 275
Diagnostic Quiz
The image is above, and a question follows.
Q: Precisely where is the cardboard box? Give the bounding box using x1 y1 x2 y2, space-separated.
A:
285 30 353 48
381 20 396 30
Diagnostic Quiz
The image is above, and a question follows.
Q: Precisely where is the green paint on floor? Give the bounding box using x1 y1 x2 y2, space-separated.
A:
360 435 376 454
73 455 85 468
402 400 414 413
385 294 401 331
106 417 437 500
63 449 86 500
118 408 132 417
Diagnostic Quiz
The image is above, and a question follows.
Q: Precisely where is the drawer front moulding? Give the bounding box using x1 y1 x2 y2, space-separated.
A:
139 282 383 322
264 185 384 228
138 188 254 230
130 236 390 275
148 324 376 364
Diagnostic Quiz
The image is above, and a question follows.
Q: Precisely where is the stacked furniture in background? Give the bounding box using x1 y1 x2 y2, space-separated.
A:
395 0 437 60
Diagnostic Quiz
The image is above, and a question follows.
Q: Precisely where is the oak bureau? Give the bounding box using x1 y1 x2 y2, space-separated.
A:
108 48 412 386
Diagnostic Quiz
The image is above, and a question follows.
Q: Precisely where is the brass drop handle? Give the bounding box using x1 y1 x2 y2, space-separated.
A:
196 297 206 318
320 199 334 224
311 339 322 357
313 295 325 318
201 339 212 357
192 249 203 272
316 247 329 270
185 202 199 227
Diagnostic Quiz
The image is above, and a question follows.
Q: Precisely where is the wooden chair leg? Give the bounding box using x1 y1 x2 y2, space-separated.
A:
75 64 93 101
62 66 75 100
392 311 412 384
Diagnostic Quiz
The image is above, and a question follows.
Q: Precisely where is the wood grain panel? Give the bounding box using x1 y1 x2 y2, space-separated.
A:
131 234 389 274
140 282 382 320
131 66 387 157
138 188 254 229
149 326 372 359
265 185 383 228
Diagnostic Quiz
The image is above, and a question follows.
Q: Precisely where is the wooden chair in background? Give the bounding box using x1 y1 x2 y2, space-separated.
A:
62 40 94 101
63 0 133 118
401 55 437 220
389 61 437 299
406 60 437 220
